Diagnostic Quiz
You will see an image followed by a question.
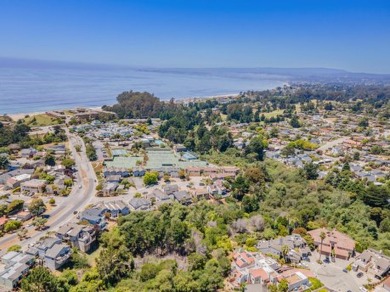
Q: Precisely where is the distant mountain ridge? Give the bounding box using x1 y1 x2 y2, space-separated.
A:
1 56 389 76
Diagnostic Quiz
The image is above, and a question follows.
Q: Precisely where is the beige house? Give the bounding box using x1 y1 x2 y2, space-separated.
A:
21 179 46 194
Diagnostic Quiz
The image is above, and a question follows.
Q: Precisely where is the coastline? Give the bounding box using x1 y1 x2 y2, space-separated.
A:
4 93 240 121
6 106 104 121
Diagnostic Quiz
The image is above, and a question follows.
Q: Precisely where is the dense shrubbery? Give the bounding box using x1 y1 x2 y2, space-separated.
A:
22 157 389 291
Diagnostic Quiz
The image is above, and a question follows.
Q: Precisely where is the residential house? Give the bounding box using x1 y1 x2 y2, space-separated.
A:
103 167 130 178
0 169 34 185
103 182 119 196
16 211 32 222
0 252 35 291
173 191 192 205
129 198 151 211
186 167 202 177
257 234 309 263
222 166 240 176
182 152 198 161
148 189 172 203
163 184 179 196
106 175 121 183
228 250 281 290
20 148 38 158
308 228 355 260
79 208 107 229
96 200 130 218
174 144 187 153
202 167 220 176
20 179 46 194
47 144 66 155
208 179 228 198
330 146 344 157
132 167 146 177
191 188 209 200
28 237 71 270
56 223 97 253
279 269 311 291
353 249 390 279
5 173 31 189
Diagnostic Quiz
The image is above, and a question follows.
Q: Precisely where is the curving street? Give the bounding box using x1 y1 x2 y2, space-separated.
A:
0 129 97 251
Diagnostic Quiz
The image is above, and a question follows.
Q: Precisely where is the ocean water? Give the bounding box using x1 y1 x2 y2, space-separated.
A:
0 65 285 114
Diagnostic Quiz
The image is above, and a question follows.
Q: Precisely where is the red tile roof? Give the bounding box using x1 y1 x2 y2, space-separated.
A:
250 268 268 280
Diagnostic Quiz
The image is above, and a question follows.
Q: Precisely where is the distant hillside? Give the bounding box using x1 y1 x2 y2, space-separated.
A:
1 57 389 84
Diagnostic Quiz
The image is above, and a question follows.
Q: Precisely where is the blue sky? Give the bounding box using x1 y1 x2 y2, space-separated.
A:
1 0 389 73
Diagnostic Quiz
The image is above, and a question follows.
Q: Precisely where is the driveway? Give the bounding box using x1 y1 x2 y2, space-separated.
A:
307 252 364 292
317 136 349 152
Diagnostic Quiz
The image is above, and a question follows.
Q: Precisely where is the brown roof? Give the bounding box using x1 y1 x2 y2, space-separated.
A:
0 217 8 225
250 268 268 280
308 228 355 251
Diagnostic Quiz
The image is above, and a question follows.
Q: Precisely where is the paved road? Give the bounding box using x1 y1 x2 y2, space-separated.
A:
0 129 97 251
317 137 349 152
307 252 362 292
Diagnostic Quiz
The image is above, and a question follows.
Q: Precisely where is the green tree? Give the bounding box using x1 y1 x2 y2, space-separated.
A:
319 231 326 261
358 117 369 128
278 278 289 292
4 220 22 233
71 249 90 269
32 217 48 230
6 199 24 214
290 115 301 128
303 162 319 180
140 263 160 282
281 245 290 262
64 178 73 187
245 136 267 161
370 145 383 155
96 245 133 287
28 198 46 216
62 158 75 169
0 155 9 169
7 244 21 252
143 171 159 186
21 266 60 292
45 155 56 166
281 144 295 157
270 127 279 138
173 271 199 291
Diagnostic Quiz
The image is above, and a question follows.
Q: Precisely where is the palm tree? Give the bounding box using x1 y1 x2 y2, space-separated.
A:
281 245 290 262
319 231 326 261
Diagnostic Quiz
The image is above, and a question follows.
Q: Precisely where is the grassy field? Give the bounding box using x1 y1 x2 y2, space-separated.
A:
85 245 102 267
263 109 284 118
24 114 62 126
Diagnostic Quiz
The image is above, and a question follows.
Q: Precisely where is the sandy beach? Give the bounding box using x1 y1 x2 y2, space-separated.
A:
8 111 46 121
6 106 105 122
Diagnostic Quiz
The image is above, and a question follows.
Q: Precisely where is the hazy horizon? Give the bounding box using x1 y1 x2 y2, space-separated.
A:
2 56 390 75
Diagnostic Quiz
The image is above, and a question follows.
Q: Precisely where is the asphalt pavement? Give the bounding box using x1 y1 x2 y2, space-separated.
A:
0 129 97 251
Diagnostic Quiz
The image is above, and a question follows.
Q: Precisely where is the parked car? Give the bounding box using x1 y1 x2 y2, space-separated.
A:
342 269 348 273
323 257 330 263
357 272 364 278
